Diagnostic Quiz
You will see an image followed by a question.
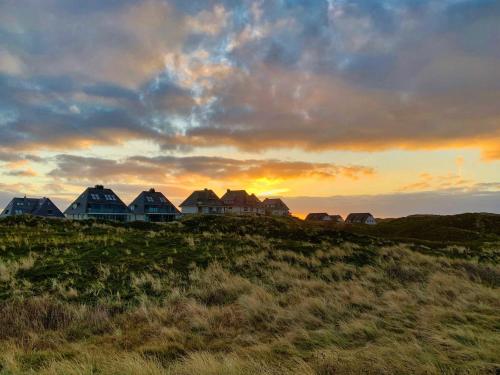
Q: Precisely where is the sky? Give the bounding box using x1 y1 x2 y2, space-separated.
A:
0 0 499 218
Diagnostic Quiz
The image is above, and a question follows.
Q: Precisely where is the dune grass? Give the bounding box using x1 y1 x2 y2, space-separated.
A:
0 215 499 374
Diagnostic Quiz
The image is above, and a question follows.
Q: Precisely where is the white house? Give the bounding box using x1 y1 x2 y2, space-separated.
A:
345 213 377 225
221 189 264 215
179 189 225 214
262 198 290 216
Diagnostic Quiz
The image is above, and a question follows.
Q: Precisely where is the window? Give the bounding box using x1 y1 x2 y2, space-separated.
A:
15 210 23 215
159 197 166 203
72 203 78 209
16 202 23 206
130 205 135 211
104 194 116 201
146 196 154 203
91 193 100 200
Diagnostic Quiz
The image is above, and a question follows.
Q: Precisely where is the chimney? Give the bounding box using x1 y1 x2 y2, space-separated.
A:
227 189 230 193
149 188 155 193
95 185 104 189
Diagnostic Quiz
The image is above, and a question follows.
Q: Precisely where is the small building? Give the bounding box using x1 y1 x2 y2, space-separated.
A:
128 188 180 222
1 197 64 218
221 189 264 215
345 213 377 225
64 185 130 221
329 215 344 223
179 188 225 214
305 213 332 221
262 198 290 216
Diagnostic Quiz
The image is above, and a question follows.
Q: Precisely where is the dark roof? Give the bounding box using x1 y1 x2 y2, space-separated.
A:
179 189 224 207
128 188 180 214
262 198 290 211
305 213 331 221
345 213 374 223
1 197 64 218
329 215 344 222
221 190 262 208
64 185 129 215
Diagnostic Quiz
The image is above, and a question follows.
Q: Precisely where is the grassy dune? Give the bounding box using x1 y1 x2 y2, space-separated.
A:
0 215 499 374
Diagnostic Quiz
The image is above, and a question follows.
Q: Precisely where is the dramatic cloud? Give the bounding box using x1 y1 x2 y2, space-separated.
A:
0 0 498 157
48 154 374 184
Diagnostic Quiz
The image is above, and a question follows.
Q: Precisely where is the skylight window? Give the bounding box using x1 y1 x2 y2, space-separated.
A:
91 194 100 200
159 197 166 203
104 194 116 201
146 196 154 203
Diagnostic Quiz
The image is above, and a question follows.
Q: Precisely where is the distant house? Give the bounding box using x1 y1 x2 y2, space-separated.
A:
179 188 225 214
262 198 290 216
345 213 376 225
64 185 130 221
305 213 344 223
329 215 344 223
128 188 180 222
1 197 64 218
305 213 332 221
221 189 264 215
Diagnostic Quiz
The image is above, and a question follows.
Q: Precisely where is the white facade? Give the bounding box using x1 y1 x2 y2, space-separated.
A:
181 206 224 214
225 206 264 215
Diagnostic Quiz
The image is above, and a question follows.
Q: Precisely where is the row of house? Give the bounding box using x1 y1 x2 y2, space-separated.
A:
0 186 291 222
1 185 377 224
305 212 377 225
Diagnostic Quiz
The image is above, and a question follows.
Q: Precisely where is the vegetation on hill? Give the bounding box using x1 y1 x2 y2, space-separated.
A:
0 215 499 374
348 213 500 244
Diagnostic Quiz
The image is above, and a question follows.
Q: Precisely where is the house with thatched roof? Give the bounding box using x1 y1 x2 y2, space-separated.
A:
179 188 225 214
345 213 376 225
262 198 290 216
305 212 332 221
221 189 264 215
306 213 344 223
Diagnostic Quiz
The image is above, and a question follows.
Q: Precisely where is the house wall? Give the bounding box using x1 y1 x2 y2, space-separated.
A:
181 206 199 214
365 216 377 225
268 209 289 216
182 206 224 214
225 206 263 215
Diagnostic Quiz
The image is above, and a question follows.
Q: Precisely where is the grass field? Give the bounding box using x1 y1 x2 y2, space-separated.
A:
0 214 499 374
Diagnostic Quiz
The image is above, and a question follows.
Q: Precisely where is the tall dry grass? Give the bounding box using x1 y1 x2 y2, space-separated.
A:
0 243 499 374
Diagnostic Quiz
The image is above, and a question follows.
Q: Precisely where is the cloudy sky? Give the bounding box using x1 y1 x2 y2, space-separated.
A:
0 0 499 217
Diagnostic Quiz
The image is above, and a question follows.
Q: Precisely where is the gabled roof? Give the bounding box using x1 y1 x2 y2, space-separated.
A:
64 185 129 215
329 215 344 222
221 190 262 208
345 213 374 223
1 197 64 218
179 189 224 207
305 213 331 221
262 198 290 211
128 188 180 214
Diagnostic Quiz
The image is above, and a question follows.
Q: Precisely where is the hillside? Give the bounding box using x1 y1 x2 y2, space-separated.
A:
345 213 500 244
0 215 499 374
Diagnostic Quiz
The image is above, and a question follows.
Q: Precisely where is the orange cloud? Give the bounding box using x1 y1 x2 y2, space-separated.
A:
47 154 375 189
